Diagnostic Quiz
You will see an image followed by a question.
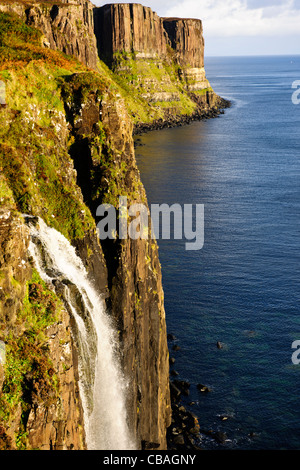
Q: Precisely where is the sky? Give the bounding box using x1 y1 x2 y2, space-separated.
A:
93 0 300 56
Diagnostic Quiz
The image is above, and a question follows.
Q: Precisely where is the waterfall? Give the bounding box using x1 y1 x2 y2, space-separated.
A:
25 216 135 450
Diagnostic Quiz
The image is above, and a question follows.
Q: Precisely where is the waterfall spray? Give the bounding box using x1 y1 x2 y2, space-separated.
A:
26 216 135 450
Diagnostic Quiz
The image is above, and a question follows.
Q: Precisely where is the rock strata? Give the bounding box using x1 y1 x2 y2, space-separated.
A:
60 72 171 449
0 1 230 451
94 3 168 63
0 0 98 69
94 2 215 114
0 209 85 449
163 17 205 68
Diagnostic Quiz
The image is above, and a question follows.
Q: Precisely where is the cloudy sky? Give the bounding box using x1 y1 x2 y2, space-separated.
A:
94 0 300 56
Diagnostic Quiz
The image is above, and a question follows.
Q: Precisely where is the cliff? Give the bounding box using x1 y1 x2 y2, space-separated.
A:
0 0 228 126
94 3 168 62
0 0 98 69
0 6 170 449
0 202 86 449
0 1 227 451
61 71 171 448
163 17 205 68
163 17 209 92
93 3 228 129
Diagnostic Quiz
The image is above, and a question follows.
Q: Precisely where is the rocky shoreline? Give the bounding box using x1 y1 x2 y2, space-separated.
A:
166 334 203 451
133 95 232 451
166 334 230 451
133 97 231 136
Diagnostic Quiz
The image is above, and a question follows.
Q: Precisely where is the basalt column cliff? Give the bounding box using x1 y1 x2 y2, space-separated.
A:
94 3 227 130
0 0 226 450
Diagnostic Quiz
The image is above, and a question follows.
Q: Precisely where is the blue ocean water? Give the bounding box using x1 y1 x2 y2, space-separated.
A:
135 56 300 450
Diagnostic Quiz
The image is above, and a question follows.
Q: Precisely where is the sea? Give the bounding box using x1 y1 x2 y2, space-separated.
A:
135 56 300 450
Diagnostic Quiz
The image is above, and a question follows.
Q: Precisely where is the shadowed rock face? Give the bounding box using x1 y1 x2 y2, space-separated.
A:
94 3 169 63
0 210 86 450
0 0 226 451
94 3 210 94
0 0 98 70
62 77 171 448
163 18 205 68
94 4 206 69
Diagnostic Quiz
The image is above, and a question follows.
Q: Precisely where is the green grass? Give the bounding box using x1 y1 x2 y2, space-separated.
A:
19 270 61 332
0 11 80 71
193 87 214 96
105 51 212 124
0 270 63 449
0 175 15 207
0 11 149 241
0 59 95 241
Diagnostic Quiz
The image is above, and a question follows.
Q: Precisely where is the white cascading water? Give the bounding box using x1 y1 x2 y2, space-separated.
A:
26 216 135 450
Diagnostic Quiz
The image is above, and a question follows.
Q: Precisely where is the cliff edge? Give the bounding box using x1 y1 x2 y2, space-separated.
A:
94 3 228 131
0 0 227 451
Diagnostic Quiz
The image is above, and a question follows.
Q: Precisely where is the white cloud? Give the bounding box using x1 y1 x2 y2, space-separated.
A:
164 0 300 37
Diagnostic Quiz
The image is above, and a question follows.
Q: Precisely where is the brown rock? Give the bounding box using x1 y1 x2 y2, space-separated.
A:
94 3 169 63
163 17 205 68
197 383 212 393
0 211 85 449
61 73 171 449
1 0 98 69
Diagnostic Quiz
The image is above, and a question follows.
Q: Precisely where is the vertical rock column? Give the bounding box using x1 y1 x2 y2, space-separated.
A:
61 74 172 449
94 3 169 63
24 0 98 70
163 17 211 91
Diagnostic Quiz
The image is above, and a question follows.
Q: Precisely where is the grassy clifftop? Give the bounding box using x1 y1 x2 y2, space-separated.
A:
106 50 202 124
0 11 98 241
0 10 171 449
